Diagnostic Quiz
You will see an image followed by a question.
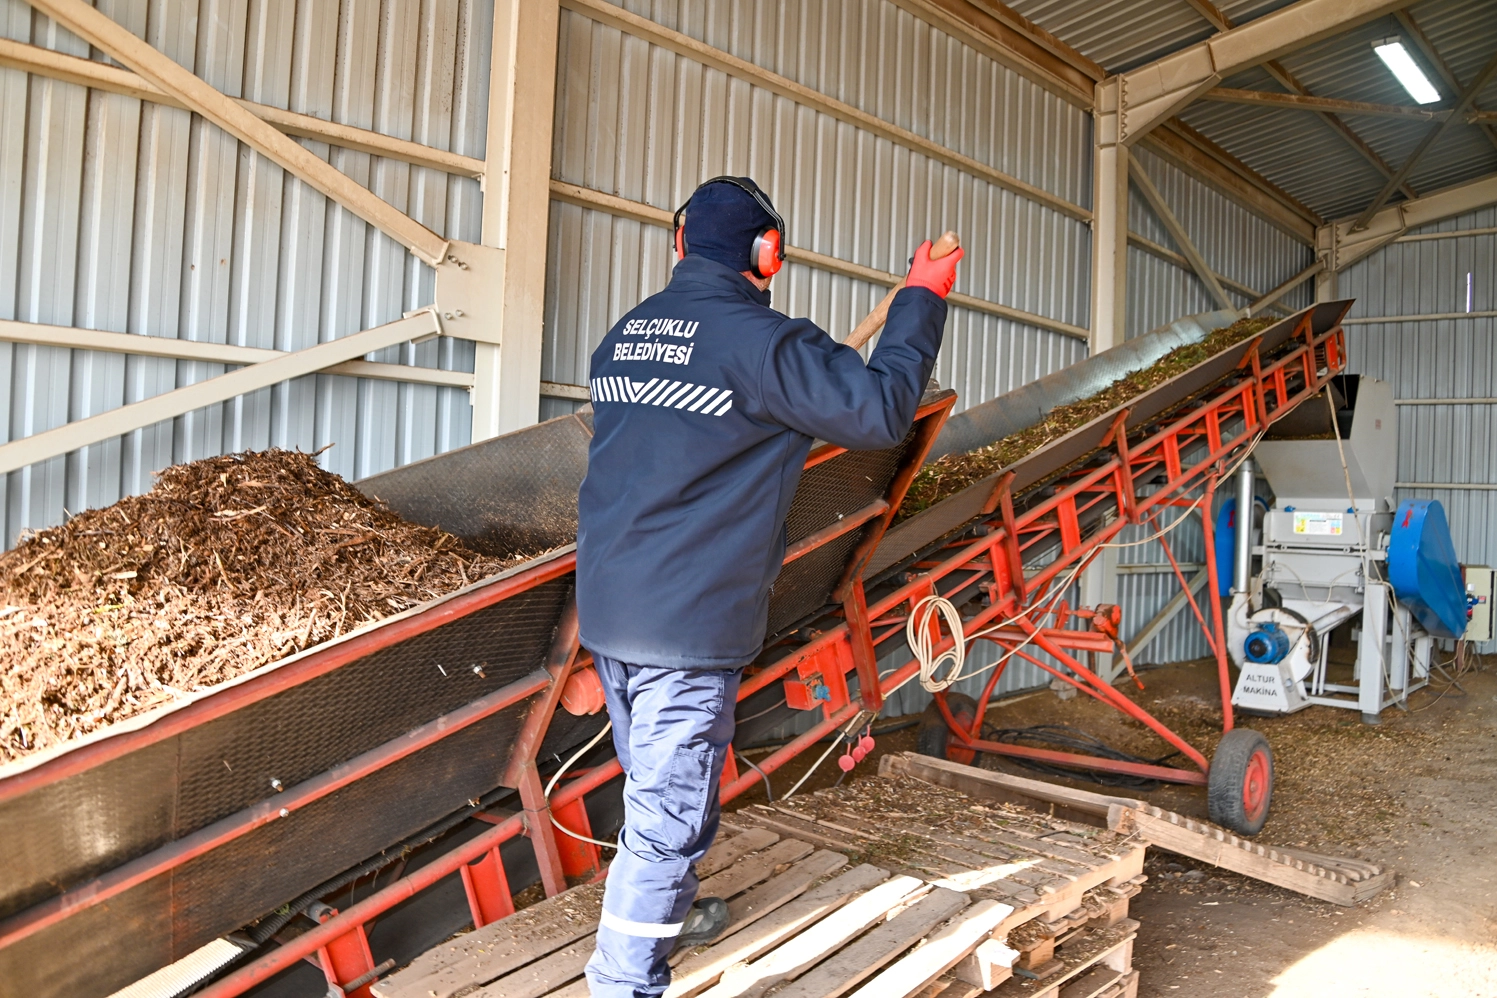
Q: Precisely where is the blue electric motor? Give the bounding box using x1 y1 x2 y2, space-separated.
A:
1244 622 1291 663
1388 499 1468 639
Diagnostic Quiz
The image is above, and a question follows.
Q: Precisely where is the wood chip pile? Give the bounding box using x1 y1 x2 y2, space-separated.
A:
0 449 531 764
897 315 1276 520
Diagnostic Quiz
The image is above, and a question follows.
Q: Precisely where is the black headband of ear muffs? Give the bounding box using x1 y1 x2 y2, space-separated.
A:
672 176 787 266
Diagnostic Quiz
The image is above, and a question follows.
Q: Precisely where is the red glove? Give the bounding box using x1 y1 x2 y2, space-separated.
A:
904 239 963 298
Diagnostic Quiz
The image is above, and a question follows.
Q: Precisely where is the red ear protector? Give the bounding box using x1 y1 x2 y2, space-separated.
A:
672 176 786 279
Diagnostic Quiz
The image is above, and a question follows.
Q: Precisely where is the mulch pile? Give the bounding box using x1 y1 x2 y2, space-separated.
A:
0 449 533 764
897 316 1275 520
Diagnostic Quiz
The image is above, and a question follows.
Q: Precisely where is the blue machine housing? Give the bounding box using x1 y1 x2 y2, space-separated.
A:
1214 495 1269 596
1388 499 1467 639
1244 622 1290 663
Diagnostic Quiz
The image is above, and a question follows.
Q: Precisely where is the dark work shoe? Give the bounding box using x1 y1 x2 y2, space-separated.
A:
673 897 729 951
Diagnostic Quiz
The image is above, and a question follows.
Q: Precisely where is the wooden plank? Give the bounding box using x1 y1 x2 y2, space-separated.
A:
770 888 972 998
697 838 814 900
952 937 1021 991
373 882 604 998
918 979 982 998
1060 965 1124 998
665 865 890 998
699 827 779 877
892 753 1388 906
988 921 1137 998
956 822 1114 870
734 808 864 854
714 851 848 942
817 805 1098 880
844 898 1014 998
468 933 594 998
697 875 928 998
881 754 1138 828
483 852 848 998
1124 808 1372 905
717 816 752 836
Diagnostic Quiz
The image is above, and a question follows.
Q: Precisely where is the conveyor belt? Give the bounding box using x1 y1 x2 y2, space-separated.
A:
0 302 1350 998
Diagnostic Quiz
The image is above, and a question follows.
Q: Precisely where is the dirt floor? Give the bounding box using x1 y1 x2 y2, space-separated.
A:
732 657 1497 997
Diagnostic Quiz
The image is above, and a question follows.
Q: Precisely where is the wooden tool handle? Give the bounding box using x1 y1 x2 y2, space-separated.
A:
843 231 960 352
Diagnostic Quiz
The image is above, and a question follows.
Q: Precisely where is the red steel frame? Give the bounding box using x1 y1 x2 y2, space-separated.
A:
1 398 954 998
892 316 1346 786
8 321 1346 997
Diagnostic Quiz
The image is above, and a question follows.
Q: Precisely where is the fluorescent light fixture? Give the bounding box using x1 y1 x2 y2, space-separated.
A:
1373 39 1441 104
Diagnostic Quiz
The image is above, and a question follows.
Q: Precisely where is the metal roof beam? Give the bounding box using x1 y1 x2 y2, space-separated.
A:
1395 9 1497 154
1176 3 1423 202
892 0 1102 101
1348 50 1497 231
1259 61 1419 201
1181 0 1232 32
1116 0 1410 144
1200 87 1444 120
1328 170 1497 271
957 0 1105 80
24 0 452 267
1250 260 1325 315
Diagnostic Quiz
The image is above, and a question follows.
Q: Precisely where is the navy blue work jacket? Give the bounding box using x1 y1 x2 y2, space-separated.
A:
576 255 946 669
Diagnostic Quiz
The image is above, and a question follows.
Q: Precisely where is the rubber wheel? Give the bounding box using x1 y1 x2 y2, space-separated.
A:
916 693 978 765
1207 728 1274 836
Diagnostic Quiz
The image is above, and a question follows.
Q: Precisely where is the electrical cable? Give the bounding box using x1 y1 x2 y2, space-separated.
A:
739 754 774 801
782 711 866 800
735 695 790 725
907 594 966 692
1324 388 1400 699
543 721 620 850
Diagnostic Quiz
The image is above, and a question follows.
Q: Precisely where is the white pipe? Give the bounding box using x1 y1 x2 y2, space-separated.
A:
1234 456 1256 594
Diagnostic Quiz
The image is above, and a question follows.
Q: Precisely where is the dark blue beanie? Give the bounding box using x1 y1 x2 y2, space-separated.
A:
681 178 779 274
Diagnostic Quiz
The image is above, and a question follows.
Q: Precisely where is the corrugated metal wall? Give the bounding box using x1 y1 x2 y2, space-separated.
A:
1126 145 1315 340
0 0 1310 675
541 0 1093 426
0 0 492 545
1338 205 1497 650
544 1 1313 680
544 0 1096 707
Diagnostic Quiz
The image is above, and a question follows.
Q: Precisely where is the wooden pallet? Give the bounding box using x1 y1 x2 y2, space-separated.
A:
886 752 1393 906
372 772 1147 998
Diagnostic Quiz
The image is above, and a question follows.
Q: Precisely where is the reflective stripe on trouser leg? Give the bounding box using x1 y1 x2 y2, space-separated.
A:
585 656 740 998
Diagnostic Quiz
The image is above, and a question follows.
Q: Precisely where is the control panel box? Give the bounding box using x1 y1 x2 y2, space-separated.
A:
1464 565 1494 642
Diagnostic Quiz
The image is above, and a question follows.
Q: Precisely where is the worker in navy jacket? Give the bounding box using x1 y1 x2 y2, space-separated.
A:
578 176 961 998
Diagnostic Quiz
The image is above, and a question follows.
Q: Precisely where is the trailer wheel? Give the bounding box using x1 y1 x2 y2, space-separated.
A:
1208 728 1274 836
916 693 978 765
